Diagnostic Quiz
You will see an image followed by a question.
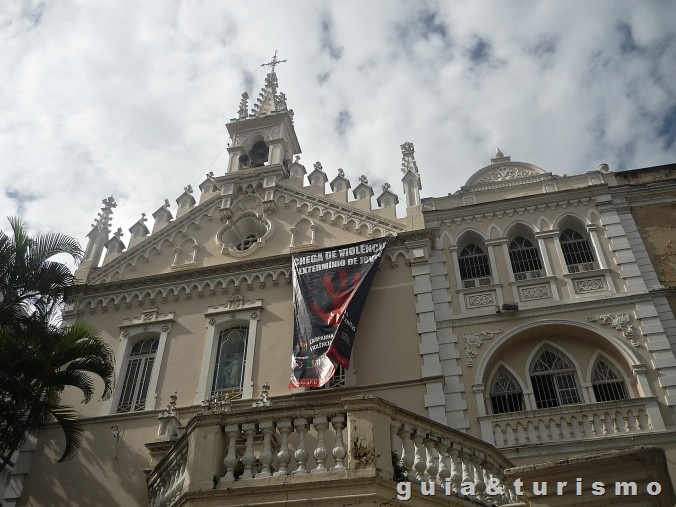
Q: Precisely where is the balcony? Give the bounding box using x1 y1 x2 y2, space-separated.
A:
147 395 517 506
479 397 666 458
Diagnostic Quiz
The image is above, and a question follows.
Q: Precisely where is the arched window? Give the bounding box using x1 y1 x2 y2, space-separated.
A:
212 327 248 397
489 367 524 414
508 236 543 280
560 229 595 272
459 243 491 288
592 359 628 402
530 347 581 409
117 337 159 413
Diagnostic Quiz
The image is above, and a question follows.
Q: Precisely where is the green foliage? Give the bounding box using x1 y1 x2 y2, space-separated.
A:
0 218 114 472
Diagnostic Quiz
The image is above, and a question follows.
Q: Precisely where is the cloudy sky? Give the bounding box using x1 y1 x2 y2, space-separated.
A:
1 1 675 255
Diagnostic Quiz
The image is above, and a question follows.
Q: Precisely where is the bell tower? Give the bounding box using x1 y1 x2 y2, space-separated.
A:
225 52 301 174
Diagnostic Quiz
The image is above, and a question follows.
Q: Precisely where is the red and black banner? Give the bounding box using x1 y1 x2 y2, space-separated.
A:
290 237 389 388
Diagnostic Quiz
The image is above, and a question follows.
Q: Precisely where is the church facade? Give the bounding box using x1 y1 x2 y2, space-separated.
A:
6 67 676 506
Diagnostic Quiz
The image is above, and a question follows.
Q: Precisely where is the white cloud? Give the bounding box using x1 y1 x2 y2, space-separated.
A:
0 0 674 252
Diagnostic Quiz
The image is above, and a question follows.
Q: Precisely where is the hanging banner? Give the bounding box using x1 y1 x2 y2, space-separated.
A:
290 237 389 388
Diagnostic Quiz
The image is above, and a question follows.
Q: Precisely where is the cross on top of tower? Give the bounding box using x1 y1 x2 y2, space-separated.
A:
260 50 287 73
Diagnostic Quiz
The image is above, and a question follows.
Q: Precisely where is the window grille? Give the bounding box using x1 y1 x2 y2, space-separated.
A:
212 327 248 398
489 367 524 414
530 347 581 409
560 229 595 271
236 234 259 251
459 243 491 282
311 364 347 390
592 359 628 402
509 237 543 277
117 337 159 413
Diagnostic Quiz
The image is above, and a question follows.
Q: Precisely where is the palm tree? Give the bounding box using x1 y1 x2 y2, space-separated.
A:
0 216 82 328
0 218 114 472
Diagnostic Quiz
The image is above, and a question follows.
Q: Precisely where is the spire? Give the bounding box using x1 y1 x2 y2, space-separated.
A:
400 142 422 208
83 196 116 262
250 51 290 118
400 142 419 174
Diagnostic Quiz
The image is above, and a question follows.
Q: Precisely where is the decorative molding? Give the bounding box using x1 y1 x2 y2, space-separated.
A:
464 328 503 367
519 284 551 301
437 293 652 328
119 308 175 329
574 278 605 293
474 166 537 184
232 126 282 146
587 312 638 346
466 292 495 309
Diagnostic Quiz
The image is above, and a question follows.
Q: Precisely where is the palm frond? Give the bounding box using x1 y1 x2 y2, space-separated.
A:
48 405 84 463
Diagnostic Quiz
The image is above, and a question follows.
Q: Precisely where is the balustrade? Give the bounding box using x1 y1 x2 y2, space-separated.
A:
147 396 514 506
148 445 187 507
482 398 660 448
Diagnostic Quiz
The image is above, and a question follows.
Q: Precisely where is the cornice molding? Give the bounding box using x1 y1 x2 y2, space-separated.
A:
425 185 608 224
438 292 652 328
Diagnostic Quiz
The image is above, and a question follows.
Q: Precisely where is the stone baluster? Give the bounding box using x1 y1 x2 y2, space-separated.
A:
424 438 438 483
274 419 293 476
293 418 309 474
312 416 329 473
448 445 462 495
436 439 451 488
258 420 274 477
634 412 643 431
397 424 415 480
331 414 346 471
623 415 631 432
472 456 486 501
241 422 256 479
482 466 492 502
412 431 427 483
600 415 609 436
221 424 239 483
461 450 474 497
611 414 620 434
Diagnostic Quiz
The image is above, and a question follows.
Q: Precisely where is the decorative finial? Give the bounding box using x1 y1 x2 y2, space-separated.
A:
359 175 368 185
260 50 287 73
163 199 171 208
207 171 214 178
294 155 301 162
495 147 504 158
140 212 147 223
113 227 124 239
184 185 193 194
337 168 345 177
382 182 391 192
313 161 323 172
597 163 610 173
401 142 415 157
102 196 117 209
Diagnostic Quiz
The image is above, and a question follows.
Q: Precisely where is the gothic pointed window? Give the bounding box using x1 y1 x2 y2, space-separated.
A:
459 243 491 288
592 358 628 402
489 367 524 414
509 236 543 280
560 229 595 272
117 337 158 413
212 327 248 398
530 347 581 409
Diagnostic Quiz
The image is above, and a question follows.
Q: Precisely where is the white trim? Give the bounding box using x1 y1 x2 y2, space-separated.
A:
103 310 174 415
195 299 263 404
